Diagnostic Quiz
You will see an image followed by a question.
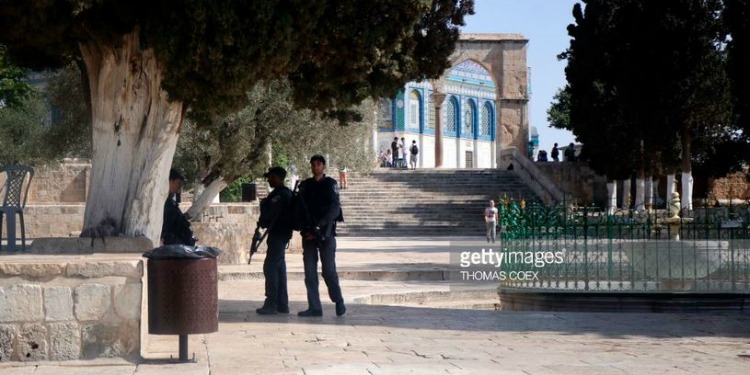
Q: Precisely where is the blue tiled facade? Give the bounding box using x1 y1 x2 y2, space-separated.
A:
378 60 496 142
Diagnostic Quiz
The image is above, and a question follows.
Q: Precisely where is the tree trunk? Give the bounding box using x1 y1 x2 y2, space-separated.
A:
635 176 645 212
634 139 646 211
644 177 654 209
185 178 228 220
681 126 693 212
620 179 631 209
79 29 184 246
606 180 617 215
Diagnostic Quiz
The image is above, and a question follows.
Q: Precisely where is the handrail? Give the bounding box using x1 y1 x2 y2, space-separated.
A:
499 147 565 205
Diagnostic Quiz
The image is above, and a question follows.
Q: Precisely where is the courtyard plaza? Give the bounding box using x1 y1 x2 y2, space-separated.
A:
1 237 749 374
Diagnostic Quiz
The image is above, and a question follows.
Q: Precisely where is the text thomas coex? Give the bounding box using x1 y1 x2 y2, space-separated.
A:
458 248 566 282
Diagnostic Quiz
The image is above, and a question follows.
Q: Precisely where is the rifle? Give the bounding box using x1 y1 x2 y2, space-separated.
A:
248 189 285 264
248 221 266 264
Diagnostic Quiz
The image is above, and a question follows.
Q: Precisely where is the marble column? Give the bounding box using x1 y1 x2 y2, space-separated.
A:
430 92 446 168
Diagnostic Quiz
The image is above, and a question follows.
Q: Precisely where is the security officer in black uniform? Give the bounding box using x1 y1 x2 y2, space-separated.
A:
256 166 293 315
298 155 346 317
161 168 196 246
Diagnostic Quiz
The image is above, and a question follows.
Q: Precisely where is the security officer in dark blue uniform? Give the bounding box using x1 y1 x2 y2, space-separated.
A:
298 155 346 317
161 168 196 246
256 166 293 315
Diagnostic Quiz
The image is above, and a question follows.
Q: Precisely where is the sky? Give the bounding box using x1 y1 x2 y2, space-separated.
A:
461 0 579 153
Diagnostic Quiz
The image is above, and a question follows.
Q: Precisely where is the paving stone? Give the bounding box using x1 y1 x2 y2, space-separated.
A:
134 363 208 375
0 285 44 323
0 366 36 374
33 365 135 375
81 321 139 359
48 322 81 361
74 283 111 321
3 238 750 374
44 286 74 322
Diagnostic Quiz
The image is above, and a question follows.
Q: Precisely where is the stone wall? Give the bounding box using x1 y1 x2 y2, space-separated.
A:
707 172 750 200
21 201 301 264
534 162 609 206
0 256 143 361
23 204 86 239
0 161 90 204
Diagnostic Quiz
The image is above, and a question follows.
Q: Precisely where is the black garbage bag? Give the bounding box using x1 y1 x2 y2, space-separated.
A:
143 245 222 260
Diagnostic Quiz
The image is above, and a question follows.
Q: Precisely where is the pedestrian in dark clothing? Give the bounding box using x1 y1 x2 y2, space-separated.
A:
391 137 399 168
564 143 577 162
551 143 559 162
161 169 196 246
256 166 293 315
298 155 346 317
537 150 548 162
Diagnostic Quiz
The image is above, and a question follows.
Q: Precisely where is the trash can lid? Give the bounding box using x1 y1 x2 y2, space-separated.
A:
143 245 222 259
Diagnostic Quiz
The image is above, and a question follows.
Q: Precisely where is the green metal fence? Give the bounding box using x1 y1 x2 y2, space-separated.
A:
497 199 750 293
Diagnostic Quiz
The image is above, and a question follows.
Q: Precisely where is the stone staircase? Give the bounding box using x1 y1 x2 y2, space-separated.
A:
337 169 538 237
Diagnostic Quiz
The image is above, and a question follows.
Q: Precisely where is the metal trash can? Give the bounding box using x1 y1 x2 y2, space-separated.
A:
241 182 257 201
144 245 221 361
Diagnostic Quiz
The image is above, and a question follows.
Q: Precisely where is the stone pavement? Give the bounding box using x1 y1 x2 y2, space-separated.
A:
2 237 750 374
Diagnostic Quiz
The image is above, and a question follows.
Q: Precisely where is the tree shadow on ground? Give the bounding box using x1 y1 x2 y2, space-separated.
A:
218 298 750 339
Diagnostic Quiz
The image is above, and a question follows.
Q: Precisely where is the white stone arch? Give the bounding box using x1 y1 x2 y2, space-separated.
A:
429 34 529 166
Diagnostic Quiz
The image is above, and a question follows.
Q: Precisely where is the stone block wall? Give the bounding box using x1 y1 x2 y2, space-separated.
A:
0 161 90 204
0 257 142 361
534 162 609 206
22 204 86 239
707 172 750 200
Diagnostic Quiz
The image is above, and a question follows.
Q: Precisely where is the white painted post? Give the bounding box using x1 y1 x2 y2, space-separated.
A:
621 179 631 209
607 181 617 215
681 172 693 212
645 177 654 209
635 178 645 212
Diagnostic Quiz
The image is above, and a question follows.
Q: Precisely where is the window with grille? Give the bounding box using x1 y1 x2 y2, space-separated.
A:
481 102 492 136
464 101 475 136
446 97 458 132
409 90 420 129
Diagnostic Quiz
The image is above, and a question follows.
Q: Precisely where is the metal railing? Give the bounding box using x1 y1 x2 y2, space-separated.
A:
497 199 750 293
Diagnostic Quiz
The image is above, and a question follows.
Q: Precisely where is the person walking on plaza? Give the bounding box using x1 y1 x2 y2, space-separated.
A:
339 165 348 189
484 200 499 243
551 143 559 162
409 140 419 170
256 166 294 315
298 155 346 317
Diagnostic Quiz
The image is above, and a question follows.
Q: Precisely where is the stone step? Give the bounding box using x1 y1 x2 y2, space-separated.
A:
328 169 537 236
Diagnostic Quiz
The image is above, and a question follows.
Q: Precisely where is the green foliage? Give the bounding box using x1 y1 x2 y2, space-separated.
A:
725 0 750 135
547 87 571 131
0 63 91 165
220 176 254 203
0 93 50 165
0 0 473 120
173 80 376 196
44 63 91 159
560 0 735 179
0 45 33 108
